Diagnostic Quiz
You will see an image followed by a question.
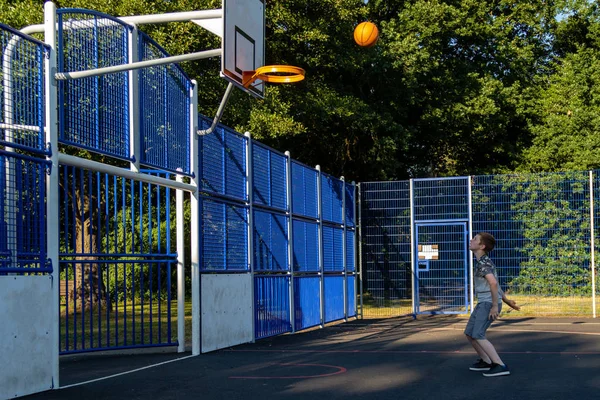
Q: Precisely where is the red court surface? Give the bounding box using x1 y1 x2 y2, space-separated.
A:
23 316 600 400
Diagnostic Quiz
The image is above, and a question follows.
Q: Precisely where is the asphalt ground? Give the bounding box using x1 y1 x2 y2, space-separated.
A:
23 316 600 400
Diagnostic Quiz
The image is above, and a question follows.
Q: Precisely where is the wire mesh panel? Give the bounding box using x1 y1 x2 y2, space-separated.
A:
139 33 191 175
473 171 592 316
413 177 469 221
1 24 49 155
255 275 291 339
201 198 248 271
323 225 344 272
0 153 50 273
252 143 287 210
359 181 413 317
345 182 356 227
415 223 468 314
291 161 318 219
57 10 130 159
59 166 177 353
292 219 319 272
321 173 343 224
253 209 288 271
199 118 247 201
293 276 321 330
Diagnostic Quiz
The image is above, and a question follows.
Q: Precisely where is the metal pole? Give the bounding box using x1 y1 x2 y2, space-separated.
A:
285 151 295 332
176 175 185 352
44 0 60 387
468 176 474 314
410 179 416 316
246 132 255 342
190 81 201 355
357 183 363 319
316 165 324 327
55 49 221 81
590 171 597 318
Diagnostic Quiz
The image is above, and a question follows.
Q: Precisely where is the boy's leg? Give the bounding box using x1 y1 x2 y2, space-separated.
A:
464 303 492 364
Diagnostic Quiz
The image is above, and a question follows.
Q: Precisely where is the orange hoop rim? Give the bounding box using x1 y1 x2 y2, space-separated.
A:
242 65 305 87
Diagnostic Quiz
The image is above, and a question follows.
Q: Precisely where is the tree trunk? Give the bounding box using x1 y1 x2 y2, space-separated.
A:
71 193 111 312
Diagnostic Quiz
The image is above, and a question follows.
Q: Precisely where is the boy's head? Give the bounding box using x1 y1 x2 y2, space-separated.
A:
477 232 496 253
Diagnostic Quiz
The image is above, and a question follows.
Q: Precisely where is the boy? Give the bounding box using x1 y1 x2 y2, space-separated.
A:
465 232 521 377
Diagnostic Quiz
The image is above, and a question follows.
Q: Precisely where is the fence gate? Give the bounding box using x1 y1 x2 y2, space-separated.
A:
415 223 469 314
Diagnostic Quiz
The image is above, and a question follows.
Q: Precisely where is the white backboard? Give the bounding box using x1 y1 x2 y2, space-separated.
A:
222 0 265 98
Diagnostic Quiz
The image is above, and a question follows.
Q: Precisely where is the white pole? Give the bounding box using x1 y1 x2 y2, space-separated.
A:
190 81 200 355
285 151 295 332
118 9 222 25
409 179 416 316
590 171 596 318
55 49 221 81
128 25 140 173
341 176 348 322
44 0 60 388
245 131 255 342
357 183 363 319
176 175 185 352
58 153 195 192
468 176 474 314
316 165 324 327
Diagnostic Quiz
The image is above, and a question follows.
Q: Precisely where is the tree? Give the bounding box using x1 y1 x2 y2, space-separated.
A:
521 2 600 172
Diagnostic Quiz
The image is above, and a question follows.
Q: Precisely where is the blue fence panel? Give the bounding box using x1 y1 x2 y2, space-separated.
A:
57 10 130 160
201 198 248 271
321 174 343 224
0 153 50 273
253 210 288 271
347 275 356 317
345 182 355 227
293 276 321 330
323 225 344 272
0 24 49 155
59 166 177 353
252 143 287 210
255 275 291 339
413 177 469 221
324 276 345 323
346 229 355 272
139 33 191 175
359 181 413 315
292 219 319 272
199 118 247 201
291 161 318 219
472 172 591 306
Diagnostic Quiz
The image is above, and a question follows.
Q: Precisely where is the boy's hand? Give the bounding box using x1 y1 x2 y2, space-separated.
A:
505 299 521 311
489 305 499 320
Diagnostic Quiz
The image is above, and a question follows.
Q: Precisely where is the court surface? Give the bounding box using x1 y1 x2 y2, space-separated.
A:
25 316 600 400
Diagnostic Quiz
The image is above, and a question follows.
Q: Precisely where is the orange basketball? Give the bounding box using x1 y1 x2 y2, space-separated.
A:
354 21 379 47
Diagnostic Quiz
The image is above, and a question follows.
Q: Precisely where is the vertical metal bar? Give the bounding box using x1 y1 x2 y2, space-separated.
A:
190 81 200 355
468 176 474 313
245 131 255 342
285 151 295 333
590 171 596 318
44 0 60 387
409 179 416 316
176 175 185 352
129 28 140 163
357 183 363 319
316 165 324 327
341 177 347 321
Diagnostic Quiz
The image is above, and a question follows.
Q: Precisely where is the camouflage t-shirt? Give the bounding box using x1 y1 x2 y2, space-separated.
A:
474 254 503 303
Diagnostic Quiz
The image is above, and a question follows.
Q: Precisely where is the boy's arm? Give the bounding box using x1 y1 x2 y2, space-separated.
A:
501 293 521 311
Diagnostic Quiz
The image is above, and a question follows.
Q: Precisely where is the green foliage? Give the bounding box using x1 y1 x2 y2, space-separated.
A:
500 172 593 296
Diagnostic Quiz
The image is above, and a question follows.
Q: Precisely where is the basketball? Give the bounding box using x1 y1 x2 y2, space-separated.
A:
354 21 379 47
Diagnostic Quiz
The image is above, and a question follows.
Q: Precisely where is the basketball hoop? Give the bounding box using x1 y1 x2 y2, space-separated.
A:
242 65 305 88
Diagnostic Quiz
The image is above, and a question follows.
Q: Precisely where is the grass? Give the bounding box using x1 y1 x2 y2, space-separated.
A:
59 294 599 352
360 294 599 318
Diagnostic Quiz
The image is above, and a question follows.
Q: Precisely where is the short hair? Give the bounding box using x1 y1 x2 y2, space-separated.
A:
478 232 496 252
